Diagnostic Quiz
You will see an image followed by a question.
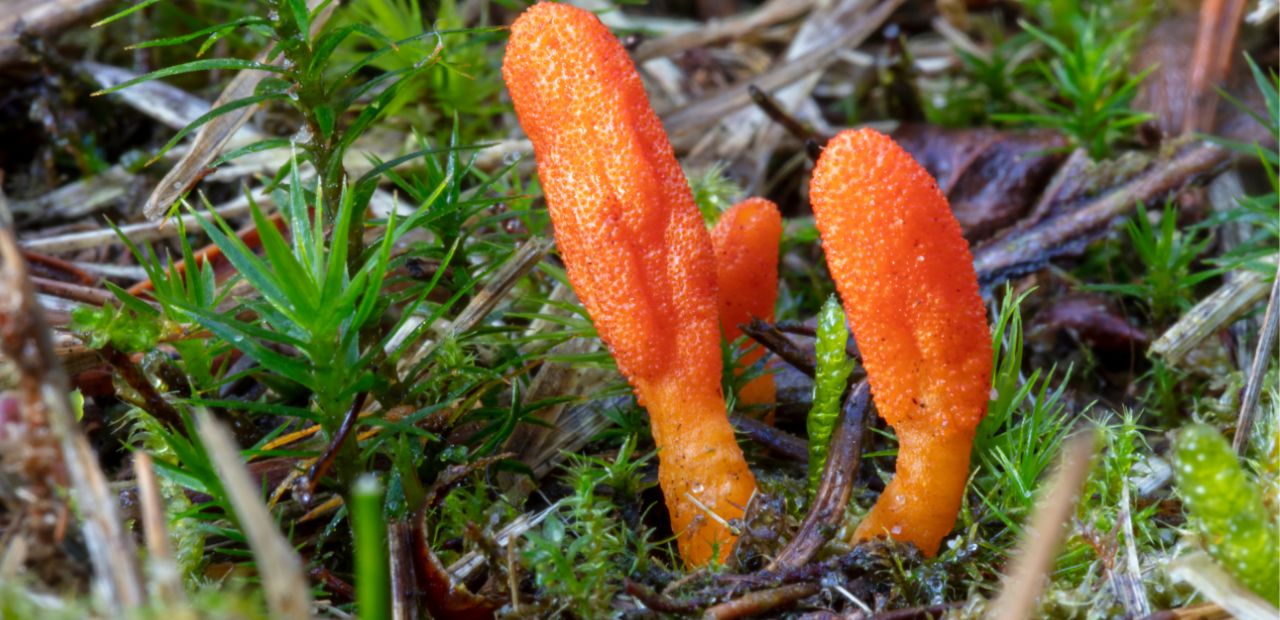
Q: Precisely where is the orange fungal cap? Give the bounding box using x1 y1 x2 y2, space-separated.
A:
809 128 992 556
503 2 756 566
711 197 782 414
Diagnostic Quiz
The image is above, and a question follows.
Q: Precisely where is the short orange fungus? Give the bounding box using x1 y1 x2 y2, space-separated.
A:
503 2 756 566
711 198 782 418
809 128 992 556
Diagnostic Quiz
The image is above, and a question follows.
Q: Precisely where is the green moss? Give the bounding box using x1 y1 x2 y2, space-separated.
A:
1174 424 1279 605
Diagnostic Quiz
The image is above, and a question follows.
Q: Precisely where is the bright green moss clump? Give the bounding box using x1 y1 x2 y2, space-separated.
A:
1173 424 1279 605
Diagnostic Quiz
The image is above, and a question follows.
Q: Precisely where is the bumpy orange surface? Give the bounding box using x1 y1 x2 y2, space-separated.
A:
711 198 782 419
809 128 992 556
503 2 756 566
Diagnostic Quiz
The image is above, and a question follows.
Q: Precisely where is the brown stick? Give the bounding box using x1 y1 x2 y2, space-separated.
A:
410 456 511 620
702 582 820 619
742 318 817 377
301 391 369 504
134 452 187 608
663 0 905 141
22 250 96 285
1232 262 1280 454
198 412 313 620
98 343 184 429
0 0 114 67
768 381 869 570
1141 603 1230 620
870 602 965 619
748 84 825 145
730 413 809 462
1184 0 1248 134
623 578 703 615
389 522 419 620
31 275 115 306
632 0 817 61
973 142 1229 289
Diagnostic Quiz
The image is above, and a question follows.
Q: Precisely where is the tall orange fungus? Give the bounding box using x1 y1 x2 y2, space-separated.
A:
809 128 992 556
711 198 782 418
502 2 756 566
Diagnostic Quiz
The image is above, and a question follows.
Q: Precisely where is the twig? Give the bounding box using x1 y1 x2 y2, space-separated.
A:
1140 603 1230 620
134 452 189 612
715 547 877 594
768 381 869 570
0 194 143 612
742 318 817 377
137 0 335 220
455 237 554 334
30 275 115 306
869 602 965 619
397 237 553 380
498 292 611 498
1113 483 1151 617
702 582 819 619
973 142 1229 290
1017 147 1090 232
1184 0 1248 133
301 391 369 504
1233 263 1280 454
1150 259 1275 366
447 503 561 584
730 413 809 462
624 579 702 614
198 411 313 620
632 0 816 61
1167 552 1279 620
83 61 254 136
9 164 139 221
0 0 114 66
22 250 95 285
308 564 356 600
389 522 418 620
748 85 824 144
506 529 520 615
20 197 254 254
663 0 904 142
986 430 1098 620
97 343 184 428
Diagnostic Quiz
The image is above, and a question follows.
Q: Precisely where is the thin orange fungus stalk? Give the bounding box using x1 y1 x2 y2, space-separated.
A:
502 2 756 566
711 198 782 421
809 128 992 557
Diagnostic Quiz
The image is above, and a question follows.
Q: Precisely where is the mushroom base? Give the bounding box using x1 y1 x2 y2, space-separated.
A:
852 427 975 557
638 376 758 567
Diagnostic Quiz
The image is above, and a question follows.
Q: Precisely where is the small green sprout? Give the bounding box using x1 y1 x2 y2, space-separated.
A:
1088 202 1217 323
997 12 1152 159
807 295 857 495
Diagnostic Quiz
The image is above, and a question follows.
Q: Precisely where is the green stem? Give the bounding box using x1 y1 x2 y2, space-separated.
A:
807 296 856 495
352 475 390 620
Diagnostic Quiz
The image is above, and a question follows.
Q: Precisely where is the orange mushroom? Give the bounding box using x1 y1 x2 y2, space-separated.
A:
809 128 992 556
711 198 782 420
503 2 756 566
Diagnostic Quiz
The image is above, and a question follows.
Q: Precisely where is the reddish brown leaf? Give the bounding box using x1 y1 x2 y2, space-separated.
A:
892 124 1068 241
1033 295 1150 354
